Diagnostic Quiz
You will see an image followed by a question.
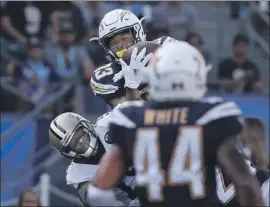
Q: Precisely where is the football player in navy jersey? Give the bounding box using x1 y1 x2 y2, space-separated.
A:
87 41 264 207
48 9 176 206
90 9 177 108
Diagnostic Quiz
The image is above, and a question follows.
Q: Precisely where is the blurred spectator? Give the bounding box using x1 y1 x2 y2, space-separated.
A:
86 41 108 69
229 2 249 20
147 26 169 41
120 1 145 19
18 188 42 207
50 2 85 43
73 1 118 39
151 1 199 40
1 1 52 43
185 33 211 64
44 22 95 82
240 117 269 170
5 38 60 104
218 33 262 94
44 22 95 112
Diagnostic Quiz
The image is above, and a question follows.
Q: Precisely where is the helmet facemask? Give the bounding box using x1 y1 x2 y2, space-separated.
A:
99 24 144 60
60 120 98 159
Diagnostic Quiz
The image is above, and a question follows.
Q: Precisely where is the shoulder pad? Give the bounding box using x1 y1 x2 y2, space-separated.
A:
95 113 114 150
115 100 144 110
202 96 224 104
108 106 137 128
96 112 110 128
196 100 242 125
154 36 178 45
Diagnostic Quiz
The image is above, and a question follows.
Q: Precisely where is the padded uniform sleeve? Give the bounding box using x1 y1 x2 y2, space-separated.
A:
66 162 99 188
95 113 114 152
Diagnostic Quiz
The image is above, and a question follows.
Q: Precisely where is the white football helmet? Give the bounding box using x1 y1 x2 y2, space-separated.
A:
49 112 98 159
97 9 146 59
145 41 208 101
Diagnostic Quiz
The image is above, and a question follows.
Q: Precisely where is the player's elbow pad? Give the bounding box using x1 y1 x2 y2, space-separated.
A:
87 184 124 206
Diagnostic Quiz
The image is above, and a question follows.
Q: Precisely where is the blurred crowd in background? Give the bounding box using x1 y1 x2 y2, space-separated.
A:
1 1 269 206
1 1 269 116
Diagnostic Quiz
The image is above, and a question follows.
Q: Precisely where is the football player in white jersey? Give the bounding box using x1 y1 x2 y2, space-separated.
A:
90 9 178 109
49 112 139 206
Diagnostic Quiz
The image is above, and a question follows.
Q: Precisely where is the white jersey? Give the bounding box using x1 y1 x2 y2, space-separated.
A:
66 102 138 206
95 102 131 151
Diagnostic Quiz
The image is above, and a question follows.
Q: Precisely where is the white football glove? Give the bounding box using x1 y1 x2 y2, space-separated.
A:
113 47 153 89
87 184 125 206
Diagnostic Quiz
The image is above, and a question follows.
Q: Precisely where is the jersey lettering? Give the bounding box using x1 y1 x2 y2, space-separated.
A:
133 126 205 202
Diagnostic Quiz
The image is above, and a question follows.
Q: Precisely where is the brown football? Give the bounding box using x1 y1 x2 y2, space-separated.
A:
122 41 161 65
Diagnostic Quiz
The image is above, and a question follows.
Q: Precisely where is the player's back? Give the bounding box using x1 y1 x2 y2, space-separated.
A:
112 97 242 207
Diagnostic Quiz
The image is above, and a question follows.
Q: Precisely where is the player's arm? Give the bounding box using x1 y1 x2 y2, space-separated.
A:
92 106 136 189
125 88 142 100
217 136 264 206
93 145 126 189
86 146 126 206
87 107 135 206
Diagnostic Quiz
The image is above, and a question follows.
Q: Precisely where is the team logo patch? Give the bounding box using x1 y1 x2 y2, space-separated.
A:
104 132 113 144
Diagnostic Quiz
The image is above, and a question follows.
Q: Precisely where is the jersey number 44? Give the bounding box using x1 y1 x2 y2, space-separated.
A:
134 126 205 202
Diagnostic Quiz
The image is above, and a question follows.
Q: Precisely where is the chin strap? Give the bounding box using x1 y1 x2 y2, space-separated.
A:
87 184 125 206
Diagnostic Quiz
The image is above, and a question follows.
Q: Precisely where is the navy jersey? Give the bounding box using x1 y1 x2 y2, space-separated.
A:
108 97 242 207
216 161 270 207
90 61 125 105
90 36 178 105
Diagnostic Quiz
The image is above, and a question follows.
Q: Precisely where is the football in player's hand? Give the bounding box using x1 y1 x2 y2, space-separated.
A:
122 41 161 65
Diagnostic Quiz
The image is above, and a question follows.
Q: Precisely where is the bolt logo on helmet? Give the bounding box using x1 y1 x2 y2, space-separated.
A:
49 112 98 159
